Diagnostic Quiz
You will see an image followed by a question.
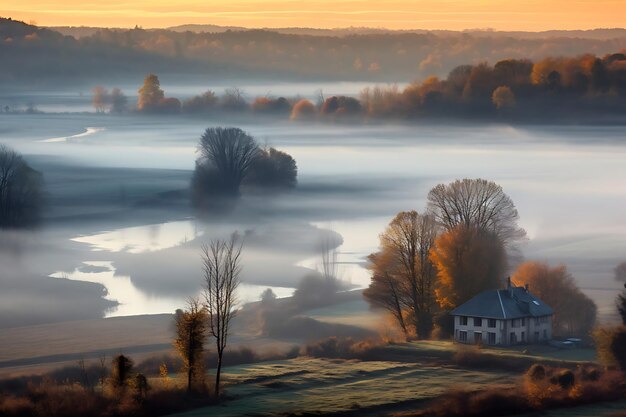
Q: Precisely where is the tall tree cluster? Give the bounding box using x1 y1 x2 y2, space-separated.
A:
427 179 524 311
365 179 522 338
365 178 597 340
0 144 43 228
192 127 297 209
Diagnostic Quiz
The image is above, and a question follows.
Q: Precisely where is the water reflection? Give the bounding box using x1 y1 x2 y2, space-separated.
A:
51 260 295 317
71 220 202 254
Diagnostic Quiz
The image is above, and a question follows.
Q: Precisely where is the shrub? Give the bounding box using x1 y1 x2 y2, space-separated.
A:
594 326 626 370
553 369 575 389
527 364 546 381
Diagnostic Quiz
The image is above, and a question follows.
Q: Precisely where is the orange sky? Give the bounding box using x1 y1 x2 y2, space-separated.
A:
2 0 625 30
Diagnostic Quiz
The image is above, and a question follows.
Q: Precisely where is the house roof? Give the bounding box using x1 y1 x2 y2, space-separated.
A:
450 286 553 319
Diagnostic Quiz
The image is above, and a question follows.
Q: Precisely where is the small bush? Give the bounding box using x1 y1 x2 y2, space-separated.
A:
0 395 36 416
526 364 546 381
553 369 575 389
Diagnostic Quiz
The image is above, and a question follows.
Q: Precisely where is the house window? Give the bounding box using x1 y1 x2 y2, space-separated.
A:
488 319 497 328
510 332 517 344
474 317 482 327
534 331 539 343
543 329 547 339
460 316 468 325
511 319 519 328
488 332 496 345
459 331 468 342
521 331 525 342
521 318 526 326
474 332 482 345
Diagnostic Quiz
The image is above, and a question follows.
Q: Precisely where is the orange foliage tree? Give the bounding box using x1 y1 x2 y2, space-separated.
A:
430 225 505 310
512 261 597 337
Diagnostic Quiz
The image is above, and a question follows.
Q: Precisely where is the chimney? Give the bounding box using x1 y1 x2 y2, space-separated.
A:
507 276 511 289
525 283 529 292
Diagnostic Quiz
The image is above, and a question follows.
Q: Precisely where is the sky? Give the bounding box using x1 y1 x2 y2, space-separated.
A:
2 0 625 31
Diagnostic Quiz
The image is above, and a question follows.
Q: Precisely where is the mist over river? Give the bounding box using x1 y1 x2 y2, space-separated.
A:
1 106 625 327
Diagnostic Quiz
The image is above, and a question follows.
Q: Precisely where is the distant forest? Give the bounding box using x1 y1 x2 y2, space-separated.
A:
1 17 626 89
90 49 626 122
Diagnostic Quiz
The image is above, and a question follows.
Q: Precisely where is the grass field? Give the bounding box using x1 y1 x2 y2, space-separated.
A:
400 340 598 363
517 400 626 417
171 357 518 417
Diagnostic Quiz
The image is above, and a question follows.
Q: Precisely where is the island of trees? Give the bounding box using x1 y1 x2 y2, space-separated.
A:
191 127 297 211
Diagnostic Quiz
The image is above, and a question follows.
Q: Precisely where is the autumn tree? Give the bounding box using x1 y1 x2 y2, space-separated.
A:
430 225 506 309
427 179 523 317
512 261 597 337
364 211 439 339
92 86 109 113
174 298 208 394
0 144 43 228
492 86 516 109
202 236 242 398
290 99 316 120
251 96 291 114
137 73 164 112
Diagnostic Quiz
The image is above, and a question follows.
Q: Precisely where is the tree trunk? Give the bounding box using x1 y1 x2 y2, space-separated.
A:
215 352 222 398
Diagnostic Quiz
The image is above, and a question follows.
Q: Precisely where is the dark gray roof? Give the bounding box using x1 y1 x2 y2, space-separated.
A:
450 286 553 319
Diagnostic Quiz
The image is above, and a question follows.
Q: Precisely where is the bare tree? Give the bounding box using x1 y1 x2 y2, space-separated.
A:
174 298 208 394
196 127 260 196
318 230 341 282
219 87 247 111
364 211 439 338
427 178 525 245
363 251 410 339
202 236 242 398
0 144 43 228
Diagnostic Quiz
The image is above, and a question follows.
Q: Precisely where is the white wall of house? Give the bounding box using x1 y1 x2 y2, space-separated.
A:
454 315 552 346
453 315 504 345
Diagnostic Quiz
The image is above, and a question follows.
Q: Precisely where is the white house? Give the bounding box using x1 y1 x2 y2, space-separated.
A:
450 278 553 346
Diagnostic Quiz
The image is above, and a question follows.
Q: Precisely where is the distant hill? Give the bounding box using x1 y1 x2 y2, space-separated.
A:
51 23 626 40
0 18 227 90
2 17 625 90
